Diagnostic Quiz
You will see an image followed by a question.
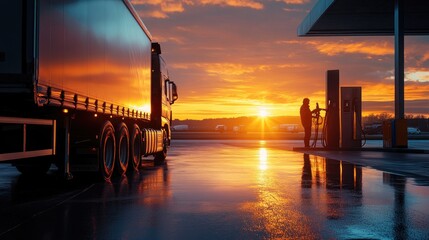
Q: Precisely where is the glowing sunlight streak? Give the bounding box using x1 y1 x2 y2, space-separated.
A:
258 148 268 171
239 150 316 238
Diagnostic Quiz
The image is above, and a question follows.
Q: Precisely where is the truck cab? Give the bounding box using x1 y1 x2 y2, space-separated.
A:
151 43 178 158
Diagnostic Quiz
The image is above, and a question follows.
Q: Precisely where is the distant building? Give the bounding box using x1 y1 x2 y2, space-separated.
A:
407 127 421 135
215 125 227 133
232 125 246 133
172 125 189 131
407 118 429 132
278 124 299 132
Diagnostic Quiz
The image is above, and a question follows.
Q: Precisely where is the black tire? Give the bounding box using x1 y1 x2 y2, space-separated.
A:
15 157 52 175
129 124 142 171
100 121 116 181
115 122 129 176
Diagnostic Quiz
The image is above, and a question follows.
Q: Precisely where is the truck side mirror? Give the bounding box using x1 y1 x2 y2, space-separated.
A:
171 82 178 104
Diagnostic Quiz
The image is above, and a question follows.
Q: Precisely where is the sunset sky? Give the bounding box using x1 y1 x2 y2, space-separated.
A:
131 0 429 120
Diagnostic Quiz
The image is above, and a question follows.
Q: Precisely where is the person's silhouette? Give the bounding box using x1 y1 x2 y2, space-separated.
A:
300 98 312 147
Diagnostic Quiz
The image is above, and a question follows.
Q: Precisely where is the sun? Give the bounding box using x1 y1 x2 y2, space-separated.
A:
259 108 268 118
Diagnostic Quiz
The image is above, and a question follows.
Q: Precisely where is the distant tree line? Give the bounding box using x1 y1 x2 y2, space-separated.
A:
173 116 301 132
363 113 428 131
363 112 427 123
173 113 428 132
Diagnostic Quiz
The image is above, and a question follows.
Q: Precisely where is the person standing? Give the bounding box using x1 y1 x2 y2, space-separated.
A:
300 98 312 148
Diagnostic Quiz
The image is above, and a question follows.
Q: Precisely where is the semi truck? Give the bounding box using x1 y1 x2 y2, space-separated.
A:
0 0 178 180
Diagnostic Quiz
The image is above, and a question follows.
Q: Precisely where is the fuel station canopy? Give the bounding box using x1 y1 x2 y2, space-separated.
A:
298 0 429 36
297 0 429 120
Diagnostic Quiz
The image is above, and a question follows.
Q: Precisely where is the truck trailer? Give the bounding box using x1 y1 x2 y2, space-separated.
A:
0 0 178 180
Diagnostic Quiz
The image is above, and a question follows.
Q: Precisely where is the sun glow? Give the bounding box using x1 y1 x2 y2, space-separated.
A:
259 107 268 118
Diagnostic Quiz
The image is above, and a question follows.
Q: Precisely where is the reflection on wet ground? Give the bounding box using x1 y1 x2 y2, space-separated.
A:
0 140 429 239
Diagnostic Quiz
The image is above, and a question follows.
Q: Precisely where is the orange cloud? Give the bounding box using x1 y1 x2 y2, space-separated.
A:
416 52 429 66
405 84 429 100
276 0 310 4
131 0 263 19
172 62 303 74
279 40 393 56
133 0 188 18
167 58 329 119
356 78 429 116
140 10 169 19
162 1 186 13
315 42 393 56
360 82 394 102
199 0 263 9
199 63 270 76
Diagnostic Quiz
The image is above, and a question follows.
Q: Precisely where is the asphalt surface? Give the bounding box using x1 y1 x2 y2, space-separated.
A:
0 140 428 239
295 140 429 185
172 131 429 140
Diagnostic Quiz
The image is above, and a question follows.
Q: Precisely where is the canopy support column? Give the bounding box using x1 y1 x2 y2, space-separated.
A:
394 0 405 119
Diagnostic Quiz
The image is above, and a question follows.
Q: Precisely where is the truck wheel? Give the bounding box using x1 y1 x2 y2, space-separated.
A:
115 122 129 176
129 124 141 171
100 121 116 181
15 158 52 175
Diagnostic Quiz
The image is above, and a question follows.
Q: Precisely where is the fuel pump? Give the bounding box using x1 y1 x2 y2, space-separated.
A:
325 70 340 149
306 70 366 150
340 87 362 148
309 69 339 149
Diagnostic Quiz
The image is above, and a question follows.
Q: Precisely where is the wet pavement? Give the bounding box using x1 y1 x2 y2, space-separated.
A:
1 140 429 239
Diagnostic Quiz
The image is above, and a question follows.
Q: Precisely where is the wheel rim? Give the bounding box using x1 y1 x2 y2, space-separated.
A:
133 134 140 166
104 133 114 170
119 134 128 167
130 125 141 170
